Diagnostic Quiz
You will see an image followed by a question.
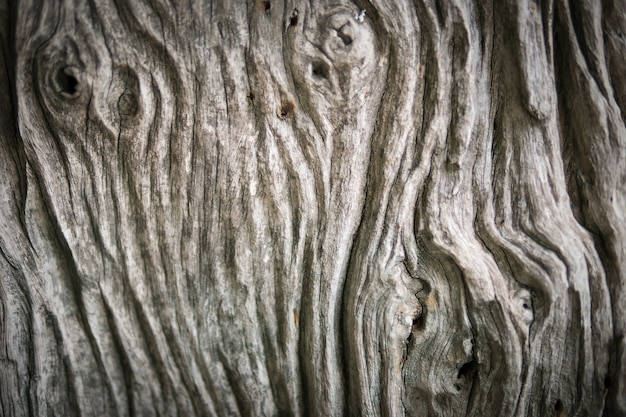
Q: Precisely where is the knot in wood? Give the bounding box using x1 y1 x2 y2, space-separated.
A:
108 66 141 123
511 288 534 326
118 91 138 116
277 99 295 119
394 299 424 343
53 66 81 99
299 10 378 98
36 38 91 109
322 12 376 65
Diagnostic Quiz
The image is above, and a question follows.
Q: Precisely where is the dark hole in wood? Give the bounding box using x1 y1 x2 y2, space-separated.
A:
55 67 78 96
337 31 352 46
457 360 478 379
278 100 295 119
554 399 563 412
411 314 424 332
522 303 529 309
260 0 270 13
247 93 255 103
289 10 298 27
434 0 446 27
311 61 329 80
604 375 612 389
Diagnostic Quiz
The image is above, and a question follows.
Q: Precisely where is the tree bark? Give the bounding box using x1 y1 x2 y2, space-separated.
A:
1 0 624 416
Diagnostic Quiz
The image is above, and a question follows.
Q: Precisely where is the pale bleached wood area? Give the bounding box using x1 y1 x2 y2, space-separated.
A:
0 0 625 416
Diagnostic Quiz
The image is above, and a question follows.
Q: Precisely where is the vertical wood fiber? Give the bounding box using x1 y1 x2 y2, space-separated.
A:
0 0 624 415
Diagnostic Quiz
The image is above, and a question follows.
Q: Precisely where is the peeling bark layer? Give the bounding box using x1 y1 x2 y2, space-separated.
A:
0 0 624 416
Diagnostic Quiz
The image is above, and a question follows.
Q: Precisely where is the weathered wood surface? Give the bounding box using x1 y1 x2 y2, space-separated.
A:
0 0 624 416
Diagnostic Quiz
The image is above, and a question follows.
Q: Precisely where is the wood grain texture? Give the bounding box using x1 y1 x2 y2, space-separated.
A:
0 0 624 416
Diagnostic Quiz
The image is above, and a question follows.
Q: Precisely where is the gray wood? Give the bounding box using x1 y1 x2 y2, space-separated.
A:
1 0 624 415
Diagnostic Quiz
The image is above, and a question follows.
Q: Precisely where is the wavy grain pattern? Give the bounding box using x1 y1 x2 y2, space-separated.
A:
0 0 624 416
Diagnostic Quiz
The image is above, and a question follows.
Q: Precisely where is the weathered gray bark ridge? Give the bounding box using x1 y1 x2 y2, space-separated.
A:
0 0 625 416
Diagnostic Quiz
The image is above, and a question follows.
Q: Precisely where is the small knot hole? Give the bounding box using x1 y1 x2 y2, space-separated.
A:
258 0 270 13
277 100 295 119
337 24 353 46
55 67 79 97
457 360 478 379
554 399 564 416
311 61 330 80
289 9 299 27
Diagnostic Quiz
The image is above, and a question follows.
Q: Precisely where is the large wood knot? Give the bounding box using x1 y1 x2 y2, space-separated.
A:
36 38 92 110
318 10 377 96
108 66 141 124
288 7 379 102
